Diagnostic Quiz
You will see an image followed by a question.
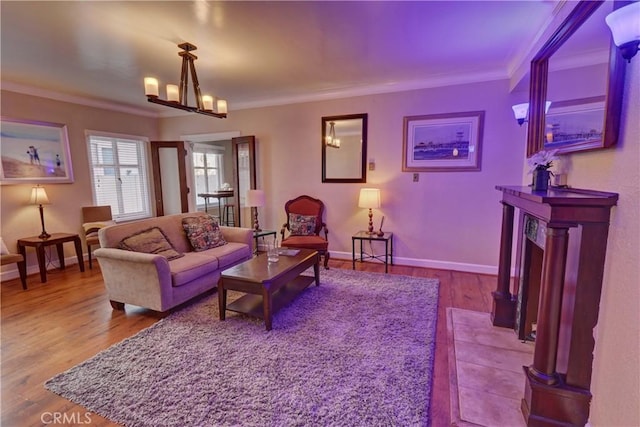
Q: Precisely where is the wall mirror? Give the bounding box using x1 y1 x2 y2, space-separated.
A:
526 0 626 157
232 136 256 227
322 113 368 183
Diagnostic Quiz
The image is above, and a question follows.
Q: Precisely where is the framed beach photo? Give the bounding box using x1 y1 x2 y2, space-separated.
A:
402 111 484 172
0 117 74 184
543 96 605 154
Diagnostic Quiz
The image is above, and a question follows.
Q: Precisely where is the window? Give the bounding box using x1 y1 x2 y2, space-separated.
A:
86 132 151 221
192 146 224 207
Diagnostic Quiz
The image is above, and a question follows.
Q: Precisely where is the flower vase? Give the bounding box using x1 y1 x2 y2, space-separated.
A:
532 168 550 191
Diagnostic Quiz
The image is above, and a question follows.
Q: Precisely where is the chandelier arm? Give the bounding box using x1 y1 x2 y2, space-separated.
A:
179 55 190 105
189 59 204 110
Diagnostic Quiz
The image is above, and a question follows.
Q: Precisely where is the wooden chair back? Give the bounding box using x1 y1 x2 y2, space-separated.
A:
283 195 325 235
82 205 113 224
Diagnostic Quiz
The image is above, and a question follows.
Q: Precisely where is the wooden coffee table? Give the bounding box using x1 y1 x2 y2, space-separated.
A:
219 248 319 330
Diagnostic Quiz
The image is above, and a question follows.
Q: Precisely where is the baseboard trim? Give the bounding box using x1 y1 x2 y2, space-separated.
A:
1 255 84 283
329 250 499 275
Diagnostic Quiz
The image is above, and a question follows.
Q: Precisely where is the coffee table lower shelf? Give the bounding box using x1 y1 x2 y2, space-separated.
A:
226 275 315 319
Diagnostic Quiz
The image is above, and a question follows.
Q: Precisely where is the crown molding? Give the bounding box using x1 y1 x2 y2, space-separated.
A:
0 81 159 118
231 69 509 111
508 0 571 92
548 48 610 72
3 68 508 118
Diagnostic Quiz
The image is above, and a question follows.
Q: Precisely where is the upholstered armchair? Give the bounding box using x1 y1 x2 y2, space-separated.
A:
280 195 329 269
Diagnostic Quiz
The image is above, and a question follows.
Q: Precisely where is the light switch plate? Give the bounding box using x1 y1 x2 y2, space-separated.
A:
413 173 419 182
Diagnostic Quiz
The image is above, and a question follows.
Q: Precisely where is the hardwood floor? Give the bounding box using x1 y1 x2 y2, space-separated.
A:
1 258 495 426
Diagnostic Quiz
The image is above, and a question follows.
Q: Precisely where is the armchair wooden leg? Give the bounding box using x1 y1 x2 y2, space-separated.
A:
88 246 93 269
324 251 330 269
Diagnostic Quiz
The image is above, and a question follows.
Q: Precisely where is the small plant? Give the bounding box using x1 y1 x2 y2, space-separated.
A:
527 149 559 174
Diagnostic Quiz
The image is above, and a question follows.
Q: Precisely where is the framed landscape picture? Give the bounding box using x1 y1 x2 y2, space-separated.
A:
543 96 605 154
0 117 74 184
402 111 484 172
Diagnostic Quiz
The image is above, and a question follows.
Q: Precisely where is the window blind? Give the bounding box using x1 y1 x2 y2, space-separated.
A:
87 133 151 221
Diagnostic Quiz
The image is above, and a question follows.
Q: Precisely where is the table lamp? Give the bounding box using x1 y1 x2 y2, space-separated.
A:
246 189 265 232
358 188 380 235
29 185 51 239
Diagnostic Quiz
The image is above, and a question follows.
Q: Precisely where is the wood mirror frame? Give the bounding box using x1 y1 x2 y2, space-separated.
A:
526 0 627 157
321 113 368 183
232 135 256 227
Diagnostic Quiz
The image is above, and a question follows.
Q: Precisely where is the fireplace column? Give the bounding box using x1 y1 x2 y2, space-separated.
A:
492 201 516 327
526 226 569 384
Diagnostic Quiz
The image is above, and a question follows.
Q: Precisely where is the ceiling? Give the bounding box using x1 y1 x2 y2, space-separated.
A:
0 1 614 117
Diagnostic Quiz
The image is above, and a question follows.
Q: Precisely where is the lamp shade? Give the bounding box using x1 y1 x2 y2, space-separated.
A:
246 189 265 207
29 185 50 205
511 101 553 122
143 77 159 97
358 188 380 209
511 103 529 120
606 2 640 50
166 84 180 102
217 99 228 114
202 95 214 111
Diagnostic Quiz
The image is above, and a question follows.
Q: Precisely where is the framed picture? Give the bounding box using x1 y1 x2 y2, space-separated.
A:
0 117 74 184
543 96 605 154
402 111 484 172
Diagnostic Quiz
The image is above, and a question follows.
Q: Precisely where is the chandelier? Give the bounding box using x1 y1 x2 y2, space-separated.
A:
143 42 227 118
325 121 341 148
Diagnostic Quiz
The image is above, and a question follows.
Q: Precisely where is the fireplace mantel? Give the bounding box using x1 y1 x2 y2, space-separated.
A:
492 185 618 426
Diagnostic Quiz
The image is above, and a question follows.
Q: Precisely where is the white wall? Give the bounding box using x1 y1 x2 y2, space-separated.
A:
0 91 159 271
569 60 639 427
160 78 525 273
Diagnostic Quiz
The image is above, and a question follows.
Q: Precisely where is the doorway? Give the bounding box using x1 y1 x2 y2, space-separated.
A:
179 132 257 227
150 141 189 216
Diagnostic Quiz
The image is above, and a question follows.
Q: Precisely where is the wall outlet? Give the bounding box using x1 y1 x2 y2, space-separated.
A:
368 160 375 171
413 173 419 182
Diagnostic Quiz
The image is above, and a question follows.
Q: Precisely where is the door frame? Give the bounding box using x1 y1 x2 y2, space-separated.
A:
150 141 189 216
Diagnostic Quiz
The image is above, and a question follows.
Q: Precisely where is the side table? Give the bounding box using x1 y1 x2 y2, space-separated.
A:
352 231 393 273
17 233 85 283
253 229 276 254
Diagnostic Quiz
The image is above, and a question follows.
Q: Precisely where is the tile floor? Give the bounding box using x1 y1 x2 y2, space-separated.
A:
447 308 535 426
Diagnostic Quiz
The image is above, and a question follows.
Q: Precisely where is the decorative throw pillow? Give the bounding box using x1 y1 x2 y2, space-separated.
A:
182 215 227 252
119 227 184 260
289 213 317 236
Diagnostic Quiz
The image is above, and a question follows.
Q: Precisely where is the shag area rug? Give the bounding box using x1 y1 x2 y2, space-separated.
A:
45 268 439 427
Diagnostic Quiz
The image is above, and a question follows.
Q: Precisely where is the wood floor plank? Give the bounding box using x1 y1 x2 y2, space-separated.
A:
1 258 499 426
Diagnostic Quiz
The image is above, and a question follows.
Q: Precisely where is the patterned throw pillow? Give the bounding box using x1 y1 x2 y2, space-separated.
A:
119 227 184 260
289 213 317 236
182 215 227 252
